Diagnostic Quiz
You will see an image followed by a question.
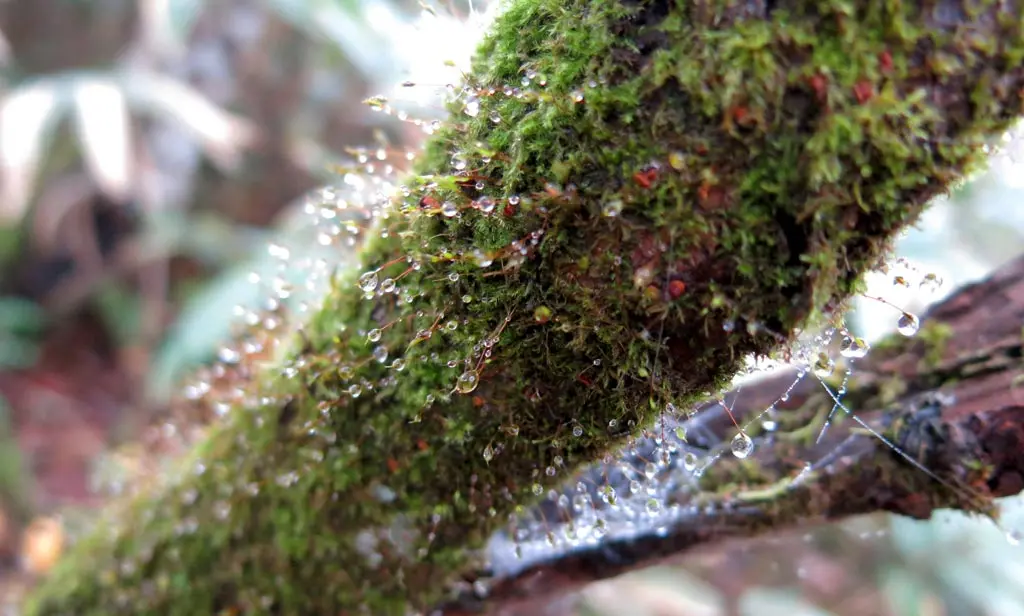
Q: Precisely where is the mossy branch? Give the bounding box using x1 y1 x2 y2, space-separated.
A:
448 252 1024 612
25 1 1024 614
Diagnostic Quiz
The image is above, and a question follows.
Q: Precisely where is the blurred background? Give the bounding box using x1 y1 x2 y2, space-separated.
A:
0 1 1023 614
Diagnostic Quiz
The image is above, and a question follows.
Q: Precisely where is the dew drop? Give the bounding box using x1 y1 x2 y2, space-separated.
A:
668 151 685 170
571 90 584 103
462 294 472 303
812 353 834 378
367 328 382 342
682 452 698 471
507 195 521 206
475 196 496 214
441 201 459 217
482 445 494 462
391 358 406 372
456 370 480 394
602 199 623 217
645 499 661 515
840 335 870 358
897 312 920 336
531 483 543 496
358 271 379 293
348 384 362 398
572 425 583 437
919 272 943 293
448 272 460 282
731 431 754 459
380 278 396 293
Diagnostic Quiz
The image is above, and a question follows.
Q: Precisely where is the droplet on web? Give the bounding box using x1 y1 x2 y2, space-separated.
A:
731 431 754 459
897 312 920 336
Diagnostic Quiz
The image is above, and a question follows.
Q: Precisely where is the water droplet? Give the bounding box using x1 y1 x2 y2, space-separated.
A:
482 445 494 462
531 483 543 496
358 270 379 292
463 98 480 117
367 328 382 342
723 320 736 333
475 196 496 214
545 466 556 477
380 278 396 293
471 249 493 268
812 353 834 378
489 112 502 124
897 312 920 336
840 335 870 358
731 431 754 459
441 201 459 217
919 272 943 293
682 452 698 471
572 425 583 437
508 195 521 206
456 370 480 394
571 90 584 103
348 384 362 398
602 199 623 217
462 294 472 303
668 151 685 170
646 499 661 515
391 358 406 372
448 272 460 282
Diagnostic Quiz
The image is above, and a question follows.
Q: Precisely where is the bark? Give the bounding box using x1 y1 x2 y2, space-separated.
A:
23 1 1024 614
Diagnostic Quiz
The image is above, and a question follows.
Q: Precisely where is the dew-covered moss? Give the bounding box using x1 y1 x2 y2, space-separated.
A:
25 0 1024 614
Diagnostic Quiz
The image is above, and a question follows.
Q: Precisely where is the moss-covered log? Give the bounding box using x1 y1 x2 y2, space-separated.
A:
25 0 1024 614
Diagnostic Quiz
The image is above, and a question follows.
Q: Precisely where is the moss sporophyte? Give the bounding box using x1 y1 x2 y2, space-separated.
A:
25 1 1024 614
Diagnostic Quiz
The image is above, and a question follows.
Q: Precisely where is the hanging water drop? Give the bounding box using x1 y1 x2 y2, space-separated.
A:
812 353 834 378
897 312 920 336
602 199 623 217
358 271 379 293
919 272 943 293
840 335 870 358
391 358 406 372
731 431 754 459
367 328 382 342
475 196 496 214
441 201 459 217
372 347 388 363
455 370 480 394
380 278 396 293
448 272 460 282
682 452 698 471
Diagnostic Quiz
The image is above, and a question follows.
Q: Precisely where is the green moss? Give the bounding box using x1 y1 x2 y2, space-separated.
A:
918 321 955 369
26 0 1024 614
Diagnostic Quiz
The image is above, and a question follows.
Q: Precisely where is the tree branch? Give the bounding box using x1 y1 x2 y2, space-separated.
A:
450 253 1024 614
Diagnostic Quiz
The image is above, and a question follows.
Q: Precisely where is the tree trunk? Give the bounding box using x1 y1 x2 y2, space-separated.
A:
24 1 1024 614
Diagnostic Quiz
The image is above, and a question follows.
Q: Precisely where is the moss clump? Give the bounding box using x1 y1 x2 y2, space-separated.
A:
25 1 1024 614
